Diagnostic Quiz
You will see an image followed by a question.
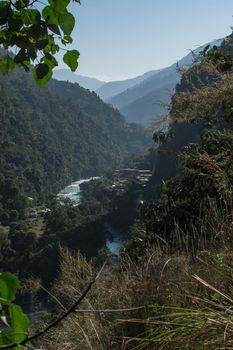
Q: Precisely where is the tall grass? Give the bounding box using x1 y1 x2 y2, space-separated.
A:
124 276 233 350
33 203 233 350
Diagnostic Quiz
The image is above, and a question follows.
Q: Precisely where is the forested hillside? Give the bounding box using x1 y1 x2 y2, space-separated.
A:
21 32 233 350
14 35 233 350
125 33 233 256
2 2 233 347
0 67 150 225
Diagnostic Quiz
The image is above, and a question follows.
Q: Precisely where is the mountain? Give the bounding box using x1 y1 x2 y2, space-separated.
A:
53 69 105 91
0 68 151 225
106 39 222 126
95 70 159 100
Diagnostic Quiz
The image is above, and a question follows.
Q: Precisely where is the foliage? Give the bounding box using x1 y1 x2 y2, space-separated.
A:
0 0 80 86
3 20 233 350
0 65 150 285
125 32 233 257
0 272 29 349
0 67 150 226
153 129 174 145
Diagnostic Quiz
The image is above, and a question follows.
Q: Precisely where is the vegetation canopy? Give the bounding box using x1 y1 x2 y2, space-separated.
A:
0 0 80 86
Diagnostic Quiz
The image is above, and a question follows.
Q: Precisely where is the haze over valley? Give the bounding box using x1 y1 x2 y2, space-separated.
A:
54 39 222 126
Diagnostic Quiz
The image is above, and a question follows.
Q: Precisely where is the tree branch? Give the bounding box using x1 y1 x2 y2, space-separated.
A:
0 260 108 350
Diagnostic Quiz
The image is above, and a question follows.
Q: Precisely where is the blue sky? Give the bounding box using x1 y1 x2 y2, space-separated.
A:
66 0 233 81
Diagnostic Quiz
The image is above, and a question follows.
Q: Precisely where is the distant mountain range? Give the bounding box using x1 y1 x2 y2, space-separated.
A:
53 39 222 126
53 68 159 96
95 70 160 100
53 69 105 91
103 39 222 126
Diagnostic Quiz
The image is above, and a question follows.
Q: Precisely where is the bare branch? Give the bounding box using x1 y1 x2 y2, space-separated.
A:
0 260 108 350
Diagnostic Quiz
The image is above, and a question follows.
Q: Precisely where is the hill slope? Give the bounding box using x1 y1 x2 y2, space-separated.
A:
108 39 222 125
53 69 105 91
95 70 159 100
0 68 150 223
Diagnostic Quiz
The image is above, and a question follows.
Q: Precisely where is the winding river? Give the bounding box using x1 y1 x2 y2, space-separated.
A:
58 177 123 255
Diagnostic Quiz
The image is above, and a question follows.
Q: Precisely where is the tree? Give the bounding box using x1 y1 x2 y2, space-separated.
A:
0 0 80 86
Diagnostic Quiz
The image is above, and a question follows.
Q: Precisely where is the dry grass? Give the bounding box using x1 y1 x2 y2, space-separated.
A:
34 237 233 349
30 201 233 350
28 217 45 238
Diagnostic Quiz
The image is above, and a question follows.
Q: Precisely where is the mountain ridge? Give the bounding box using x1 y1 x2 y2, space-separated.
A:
53 69 105 91
107 39 223 125
95 70 160 100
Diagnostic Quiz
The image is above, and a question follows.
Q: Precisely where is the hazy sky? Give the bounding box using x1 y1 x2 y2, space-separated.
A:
66 0 233 81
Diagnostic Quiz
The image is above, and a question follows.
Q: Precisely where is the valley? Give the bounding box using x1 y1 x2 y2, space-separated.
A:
54 39 222 126
0 4 233 346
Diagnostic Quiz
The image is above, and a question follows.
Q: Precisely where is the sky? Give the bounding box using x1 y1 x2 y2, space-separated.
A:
65 0 233 81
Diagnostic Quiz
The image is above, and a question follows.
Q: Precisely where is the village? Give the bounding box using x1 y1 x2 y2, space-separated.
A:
111 168 152 194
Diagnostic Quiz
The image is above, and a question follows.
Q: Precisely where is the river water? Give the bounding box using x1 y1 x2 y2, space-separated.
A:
58 177 123 256
57 177 100 205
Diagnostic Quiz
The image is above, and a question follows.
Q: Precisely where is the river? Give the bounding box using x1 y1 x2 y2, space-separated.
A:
58 177 123 256
57 177 100 205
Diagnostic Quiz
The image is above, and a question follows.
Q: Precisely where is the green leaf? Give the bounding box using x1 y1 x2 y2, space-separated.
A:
10 35 32 49
27 46 37 60
9 304 29 343
2 56 18 71
0 0 80 78
62 35 73 44
42 6 59 25
48 0 71 14
20 9 40 25
43 53 58 68
0 59 8 75
0 29 7 38
35 63 49 79
33 63 53 87
15 0 30 10
59 12 75 36
0 305 29 347
36 38 49 50
0 273 19 304
0 2 11 25
29 23 48 39
14 48 28 63
63 49 80 71
8 14 23 31
48 24 61 35
50 43 60 54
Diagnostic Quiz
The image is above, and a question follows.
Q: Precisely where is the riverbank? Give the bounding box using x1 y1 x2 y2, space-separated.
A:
57 177 127 255
57 177 101 205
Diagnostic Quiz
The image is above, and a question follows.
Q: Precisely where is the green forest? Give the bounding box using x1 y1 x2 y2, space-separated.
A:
0 62 152 286
31 32 233 350
1 1 233 348
0 63 150 218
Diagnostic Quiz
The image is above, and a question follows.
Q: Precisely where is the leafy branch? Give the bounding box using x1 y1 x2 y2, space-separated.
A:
0 0 80 86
